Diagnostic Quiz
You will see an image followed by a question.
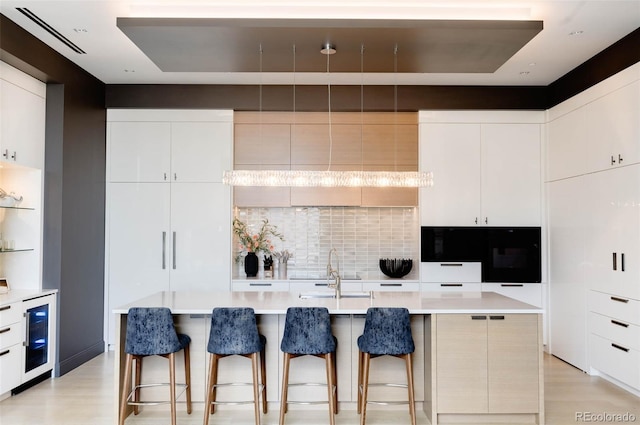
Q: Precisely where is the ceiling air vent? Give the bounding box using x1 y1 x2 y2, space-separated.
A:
16 7 86 54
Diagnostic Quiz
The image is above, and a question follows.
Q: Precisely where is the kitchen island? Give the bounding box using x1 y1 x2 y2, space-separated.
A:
113 291 544 424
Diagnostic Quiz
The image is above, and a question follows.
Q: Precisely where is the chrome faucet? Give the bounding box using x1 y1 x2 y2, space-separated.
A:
327 248 341 299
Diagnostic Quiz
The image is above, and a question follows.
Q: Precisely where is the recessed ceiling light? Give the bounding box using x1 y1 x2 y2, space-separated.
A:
569 30 584 36
529 62 536 67
519 71 530 76
73 28 88 33
124 69 136 73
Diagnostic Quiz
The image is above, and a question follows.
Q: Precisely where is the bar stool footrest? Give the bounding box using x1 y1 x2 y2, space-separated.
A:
126 383 189 406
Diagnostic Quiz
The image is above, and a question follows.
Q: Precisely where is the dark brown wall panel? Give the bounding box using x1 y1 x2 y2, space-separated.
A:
1 14 106 375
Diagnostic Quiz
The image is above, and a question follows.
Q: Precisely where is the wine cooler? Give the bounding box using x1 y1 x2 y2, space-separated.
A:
22 294 56 382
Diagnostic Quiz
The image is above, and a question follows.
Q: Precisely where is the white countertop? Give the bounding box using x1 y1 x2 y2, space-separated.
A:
0 289 58 307
113 290 542 315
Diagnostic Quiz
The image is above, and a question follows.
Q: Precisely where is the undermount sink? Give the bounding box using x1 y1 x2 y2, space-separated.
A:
299 291 373 299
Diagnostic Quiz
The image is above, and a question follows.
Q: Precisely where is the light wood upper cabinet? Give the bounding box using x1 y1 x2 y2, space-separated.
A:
234 123 291 165
233 112 418 207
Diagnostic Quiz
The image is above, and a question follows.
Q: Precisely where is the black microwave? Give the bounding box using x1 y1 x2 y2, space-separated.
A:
421 226 541 283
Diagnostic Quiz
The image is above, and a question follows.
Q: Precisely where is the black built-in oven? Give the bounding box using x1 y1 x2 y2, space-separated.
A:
421 226 541 283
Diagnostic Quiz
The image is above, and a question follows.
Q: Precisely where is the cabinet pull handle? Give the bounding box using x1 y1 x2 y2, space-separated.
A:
619 154 623 164
172 232 177 270
475 217 478 225
484 217 488 225
164 172 167 181
249 283 272 287
441 263 463 267
441 283 463 287
174 173 177 181
0 349 10 357
471 315 486 320
0 327 10 334
1 149 7 159
314 283 329 287
24 313 30 347
611 319 629 328
381 283 402 287
621 253 625 272
611 155 616 165
490 315 505 320
11 151 16 161
501 284 523 287
611 343 629 353
612 252 617 271
162 232 166 269
610 296 629 303
0 305 10 312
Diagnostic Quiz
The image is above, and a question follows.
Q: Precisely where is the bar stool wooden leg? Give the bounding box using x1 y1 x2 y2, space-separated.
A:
119 354 133 425
325 353 336 425
357 350 363 414
184 344 192 414
203 353 214 425
360 352 371 425
260 346 267 414
404 353 416 425
251 352 261 425
210 354 220 414
332 351 338 414
133 356 142 415
279 353 291 425
169 352 177 425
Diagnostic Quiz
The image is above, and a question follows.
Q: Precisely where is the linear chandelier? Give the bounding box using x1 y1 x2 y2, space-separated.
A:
223 43 434 188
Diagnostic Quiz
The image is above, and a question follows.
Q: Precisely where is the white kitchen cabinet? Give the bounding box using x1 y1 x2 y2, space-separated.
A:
109 122 171 182
547 107 588 181
547 175 589 371
0 64 46 170
0 301 22 395
420 122 541 226
362 280 419 292
585 81 640 173
106 182 231 344
108 110 232 183
586 165 640 300
420 123 480 226
481 283 542 308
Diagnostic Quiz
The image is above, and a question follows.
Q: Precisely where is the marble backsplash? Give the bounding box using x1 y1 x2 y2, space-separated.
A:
233 206 419 279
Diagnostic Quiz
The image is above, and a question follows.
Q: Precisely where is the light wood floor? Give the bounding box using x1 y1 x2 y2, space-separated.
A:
0 352 638 424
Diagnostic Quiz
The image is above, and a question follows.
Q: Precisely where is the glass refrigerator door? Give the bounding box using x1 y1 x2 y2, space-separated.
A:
25 304 48 373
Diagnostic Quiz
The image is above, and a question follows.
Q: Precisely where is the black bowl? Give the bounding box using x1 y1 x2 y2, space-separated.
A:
379 258 413 278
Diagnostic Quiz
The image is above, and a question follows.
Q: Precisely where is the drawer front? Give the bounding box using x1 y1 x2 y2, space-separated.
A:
481 283 542 308
292 281 363 293
0 322 22 350
421 282 481 293
592 278 640 301
232 280 289 292
363 281 420 292
420 262 482 283
0 344 22 394
0 302 21 327
590 333 640 390
589 290 640 325
589 312 640 351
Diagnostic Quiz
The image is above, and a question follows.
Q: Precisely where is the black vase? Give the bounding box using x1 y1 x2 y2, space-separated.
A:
244 252 259 277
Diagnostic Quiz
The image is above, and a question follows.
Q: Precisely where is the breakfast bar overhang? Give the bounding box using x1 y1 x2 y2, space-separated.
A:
113 291 544 425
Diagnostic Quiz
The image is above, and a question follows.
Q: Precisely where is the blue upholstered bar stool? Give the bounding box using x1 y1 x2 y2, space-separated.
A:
357 307 416 425
204 307 267 425
279 307 338 425
118 307 192 425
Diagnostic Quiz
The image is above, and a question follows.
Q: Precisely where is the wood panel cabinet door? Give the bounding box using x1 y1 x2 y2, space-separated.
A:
109 122 171 182
487 314 540 413
435 314 488 413
234 123 291 165
171 122 232 183
420 123 481 226
169 183 231 292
